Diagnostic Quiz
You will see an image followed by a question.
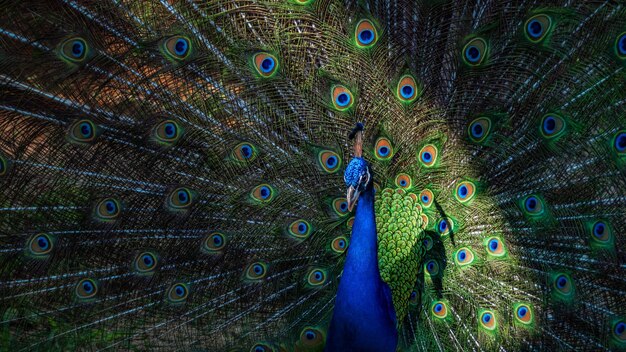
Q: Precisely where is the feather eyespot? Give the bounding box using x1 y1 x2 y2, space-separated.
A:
479 310 497 330
395 174 412 189
332 197 350 217
246 262 268 280
135 252 158 273
163 36 192 60
409 290 419 305
251 344 273 352
331 236 348 254
204 232 226 252
514 303 533 325
318 150 342 173
437 218 453 235
419 189 434 208
614 131 626 155
233 142 258 162
423 235 433 251
455 181 475 203
613 320 626 342
591 221 612 244
167 283 189 303
59 37 89 63
485 237 506 257
462 38 487 66
69 119 98 143
374 138 393 160
251 184 275 203
28 233 53 256
432 301 448 318
522 195 544 216
553 273 574 297
616 33 626 59
454 247 475 266
419 145 438 167
253 52 278 77
154 120 181 144
331 85 354 111
541 114 565 138
95 198 121 220
525 15 552 43
168 187 194 209
468 117 491 143
355 19 378 48
300 327 325 347
307 268 327 286
397 75 419 102
288 220 312 239
425 259 440 277
75 278 98 299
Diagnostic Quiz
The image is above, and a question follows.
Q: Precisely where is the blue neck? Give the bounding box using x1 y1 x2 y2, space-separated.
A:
325 186 397 352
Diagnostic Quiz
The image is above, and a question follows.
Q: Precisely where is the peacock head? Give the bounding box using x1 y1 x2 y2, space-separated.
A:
344 123 371 211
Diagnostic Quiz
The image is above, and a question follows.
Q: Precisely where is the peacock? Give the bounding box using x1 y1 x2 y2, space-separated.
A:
1 0 626 350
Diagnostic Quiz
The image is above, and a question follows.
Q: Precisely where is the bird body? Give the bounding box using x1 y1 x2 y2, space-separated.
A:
1 0 626 351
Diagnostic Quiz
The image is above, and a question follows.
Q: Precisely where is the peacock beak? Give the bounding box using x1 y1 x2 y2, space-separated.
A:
346 185 360 212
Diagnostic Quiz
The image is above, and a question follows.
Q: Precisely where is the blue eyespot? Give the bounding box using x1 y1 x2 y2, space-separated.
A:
174 38 188 56
422 151 432 162
135 252 158 272
421 195 429 203
465 46 481 63
37 236 49 250
325 155 338 168
306 330 316 340
71 41 84 58
472 123 484 137
457 250 466 261
400 85 414 99
593 222 606 238
358 29 374 44
615 132 626 153
527 19 543 39
617 34 626 56
240 145 252 158
259 186 271 199
556 275 567 289
177 190 189 204
427 261 435 271
438 219 448 232
482 313 492 323
82 280 94 294
458 185 468 198
335 92 351 107
143 254 154 267
517 306 528 318
260 57 275 73
543 116 556 134
378 146 390 158
297 222 308 234
615 321 626 335
164 123 176 138
525 196 538 211
489 239 498 251
253 264 263 275
104 200 117 214
434 303 443 313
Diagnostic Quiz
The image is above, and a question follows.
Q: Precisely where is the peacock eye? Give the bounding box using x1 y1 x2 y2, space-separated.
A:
331 85 354 111
59 37 89 63
419 189 434 208
455 181 476 203
251 344 272 352
28 233 53 256
419 144 438 167
525 14 552 43
135 252 158 273
617 33 626 58
541 114 565 138
437 218 453 235
300 327 324 346
69 119 98 143
253 52 278 77
425 259 440 277
479 310 497 330
331 236 349 254
154 120 182 144
374 138 393 160
591 221 612 244
318 150 342 173
396 75 419 102
454 247 475 266
95 198 121 220
395 174 412 189
163 36 192 60
246 262 268 280
355 19 378 47
168 187 194 209
468 117 491 143
514 303 533 325
485 237 506 257
76 278 98 299
167 283 189 302
462 37 487 66
613 320 626 342
522 195 544 216
204 232 226 252
332 197 350 217
553 273 574 297
423 235 433 250
251 184 275 203
307 268 327 286
288 220 312 239
232 142 258 162
432 301 448 318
